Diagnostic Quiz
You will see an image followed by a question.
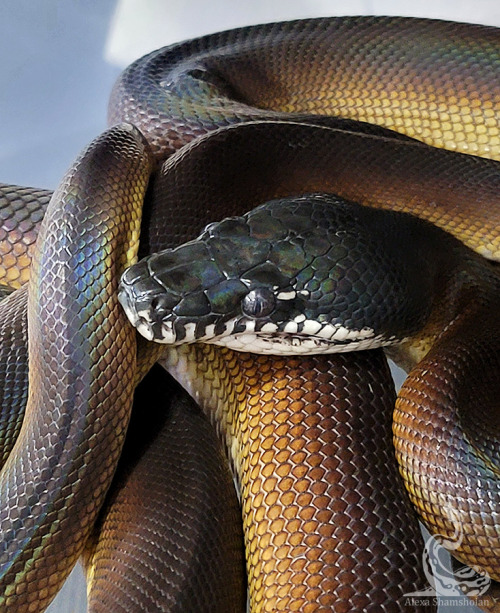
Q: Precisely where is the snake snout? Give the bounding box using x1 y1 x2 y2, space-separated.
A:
119 261 175 341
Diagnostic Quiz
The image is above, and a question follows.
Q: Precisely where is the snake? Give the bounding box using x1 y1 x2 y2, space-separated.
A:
0 14 498 612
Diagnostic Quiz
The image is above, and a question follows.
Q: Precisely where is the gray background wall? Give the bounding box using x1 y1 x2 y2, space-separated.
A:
0 1 498 611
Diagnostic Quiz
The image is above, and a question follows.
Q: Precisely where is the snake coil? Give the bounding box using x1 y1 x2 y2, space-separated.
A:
0 15 498 613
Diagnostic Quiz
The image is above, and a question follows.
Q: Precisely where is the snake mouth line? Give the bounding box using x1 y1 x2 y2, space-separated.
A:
119 291 395 355
210 331 394 355
140 324 390 355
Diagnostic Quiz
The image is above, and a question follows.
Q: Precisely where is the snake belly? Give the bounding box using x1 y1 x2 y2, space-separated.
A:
0 14 498 613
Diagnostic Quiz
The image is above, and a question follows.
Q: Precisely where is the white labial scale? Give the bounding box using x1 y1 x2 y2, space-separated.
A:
137 320 154 341
136 307 153 323
204 323 216 337
331 326 350 341
244 320 256 333
276 290 297 300
137 309 401 356
260 322 279 333
300 320 322 335
283 321 299 334
345 326 375 340
198 320 232 343
182 322 198 342
316 323 340 340
314 322 376 342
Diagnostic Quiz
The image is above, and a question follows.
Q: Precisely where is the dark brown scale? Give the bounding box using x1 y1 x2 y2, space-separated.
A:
0 125 153 610
83 365 246 613
394 286 500 579
141 122 499 262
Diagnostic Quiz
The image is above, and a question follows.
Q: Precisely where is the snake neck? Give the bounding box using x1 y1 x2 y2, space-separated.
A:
388 256 499 372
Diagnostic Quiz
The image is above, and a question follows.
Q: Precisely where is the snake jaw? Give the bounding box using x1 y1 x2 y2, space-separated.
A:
119 274 397 354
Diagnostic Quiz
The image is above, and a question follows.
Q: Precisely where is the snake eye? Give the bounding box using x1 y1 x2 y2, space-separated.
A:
241 288 275 318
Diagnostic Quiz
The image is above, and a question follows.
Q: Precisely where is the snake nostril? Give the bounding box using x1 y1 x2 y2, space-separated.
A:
186 68 209 81
150 294 176 319
151 296 163 313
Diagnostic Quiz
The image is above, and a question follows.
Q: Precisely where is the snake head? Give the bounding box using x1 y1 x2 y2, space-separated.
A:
119 193 436 354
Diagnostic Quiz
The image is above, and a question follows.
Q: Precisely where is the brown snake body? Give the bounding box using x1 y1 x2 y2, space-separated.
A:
0 14 498 612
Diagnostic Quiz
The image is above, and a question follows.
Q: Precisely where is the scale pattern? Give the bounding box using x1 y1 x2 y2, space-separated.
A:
0 184 50 288
0 125 153 610
110 16 500 161
0 285 28 468
83 365 246 612
394 290 500 579
145 122 500 262
162 346 432 612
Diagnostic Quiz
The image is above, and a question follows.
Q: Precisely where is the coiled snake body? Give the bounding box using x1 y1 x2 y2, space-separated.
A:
0 15 499 613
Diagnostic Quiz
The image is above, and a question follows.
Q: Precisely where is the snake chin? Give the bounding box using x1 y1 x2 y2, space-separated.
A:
210 331 393 355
